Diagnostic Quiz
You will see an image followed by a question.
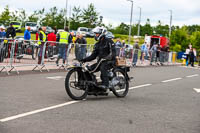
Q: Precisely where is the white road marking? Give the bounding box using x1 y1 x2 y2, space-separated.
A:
162 78 182 83
47 76 65 80
129 84 152 90
0 101 79 122
116 84 152 93
193 88 200 93
186 74 199 78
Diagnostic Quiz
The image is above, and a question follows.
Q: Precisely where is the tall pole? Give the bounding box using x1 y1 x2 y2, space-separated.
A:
127 0 133 45
64 0 68 29
137 7 141 36
68 6 71 31
169 10 172 37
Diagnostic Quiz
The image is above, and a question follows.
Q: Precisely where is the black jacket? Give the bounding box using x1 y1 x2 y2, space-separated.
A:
6 26 16 38
83 36 116 62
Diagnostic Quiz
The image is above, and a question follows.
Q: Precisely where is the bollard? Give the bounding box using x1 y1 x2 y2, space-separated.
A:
182 59 186 66
172 52 176 63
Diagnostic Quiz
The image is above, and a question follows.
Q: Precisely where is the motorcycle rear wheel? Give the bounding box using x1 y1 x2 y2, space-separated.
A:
112 69 129 97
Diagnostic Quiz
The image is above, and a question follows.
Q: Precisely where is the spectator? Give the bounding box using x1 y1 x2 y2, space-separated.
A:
47 30 56 46
53 26 57 35
115 38 122 56
0 27 6 43
56 27 72 65
75 33 87 60
185 47 190 66
140 42 148 64
197 50 200 66
24 26 31 40
47 30 57 58
37 27 47 64
193 48 197 62
160 46 166 65
119 40 126 57
150 43 158 65
6 23 16 39
156 45 161 65
0 27 6 38
189 48 195 67
132 40 140 67
69 32 76 54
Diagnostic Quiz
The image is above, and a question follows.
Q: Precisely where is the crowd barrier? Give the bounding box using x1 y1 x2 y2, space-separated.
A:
117 47 175 66
0 38 176 75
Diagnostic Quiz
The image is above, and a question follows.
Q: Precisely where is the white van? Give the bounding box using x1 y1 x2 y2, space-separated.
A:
25 22 39 33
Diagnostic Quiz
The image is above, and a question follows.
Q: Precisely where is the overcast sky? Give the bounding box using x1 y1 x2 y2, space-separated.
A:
0 0 200 27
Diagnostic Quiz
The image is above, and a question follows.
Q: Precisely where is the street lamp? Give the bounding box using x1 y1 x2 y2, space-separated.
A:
64 0 68 29
169 10 172 37
100 16 103 26
137 6 141 36
127 0 133 45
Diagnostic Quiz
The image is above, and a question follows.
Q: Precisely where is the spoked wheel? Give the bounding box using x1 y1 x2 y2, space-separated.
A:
111 69 129 97
65 68 87 100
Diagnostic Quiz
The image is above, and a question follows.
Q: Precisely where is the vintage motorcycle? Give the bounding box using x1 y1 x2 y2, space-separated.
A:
65 59 132 100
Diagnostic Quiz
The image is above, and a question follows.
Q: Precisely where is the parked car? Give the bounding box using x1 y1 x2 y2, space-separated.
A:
86 28 95 37
77 27 88 37
106 31 114 39
45 26 54 34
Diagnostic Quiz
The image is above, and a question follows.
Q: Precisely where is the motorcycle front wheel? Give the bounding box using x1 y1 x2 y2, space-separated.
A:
112 69 129 98
65 68 87 100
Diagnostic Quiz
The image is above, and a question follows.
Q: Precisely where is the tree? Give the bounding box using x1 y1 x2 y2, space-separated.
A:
82 3 99 28
170 26 189 51
190 31 200 50
113 23 129 35
0 5 11 26
11 10 19 21
28 11 40 22
141 18 153 36
18 9 27 27
70 6 82 30
153 20 169 37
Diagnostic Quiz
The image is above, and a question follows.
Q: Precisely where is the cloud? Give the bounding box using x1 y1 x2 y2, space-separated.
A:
0 0 199 26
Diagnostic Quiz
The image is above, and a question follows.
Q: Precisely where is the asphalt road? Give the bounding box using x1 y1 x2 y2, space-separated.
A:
0 66 200 133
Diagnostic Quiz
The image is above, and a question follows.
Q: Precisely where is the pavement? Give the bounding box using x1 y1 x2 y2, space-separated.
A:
0 66 200 133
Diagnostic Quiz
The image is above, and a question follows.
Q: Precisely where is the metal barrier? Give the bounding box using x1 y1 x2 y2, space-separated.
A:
0 38 19 75
118 47 172 66
0 38 177 75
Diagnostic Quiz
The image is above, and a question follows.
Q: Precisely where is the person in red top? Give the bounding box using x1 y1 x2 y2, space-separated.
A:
47 30 57 59
47 30 56 46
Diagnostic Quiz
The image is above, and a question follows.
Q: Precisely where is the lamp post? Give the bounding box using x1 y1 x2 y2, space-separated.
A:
68 6 71 31
137 7 141 36
169 10 172 37
127 0 133 45
64 0 68 29
100 16 103 26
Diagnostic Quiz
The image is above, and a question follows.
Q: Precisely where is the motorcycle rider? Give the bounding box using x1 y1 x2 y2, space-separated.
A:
80 26 116 91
